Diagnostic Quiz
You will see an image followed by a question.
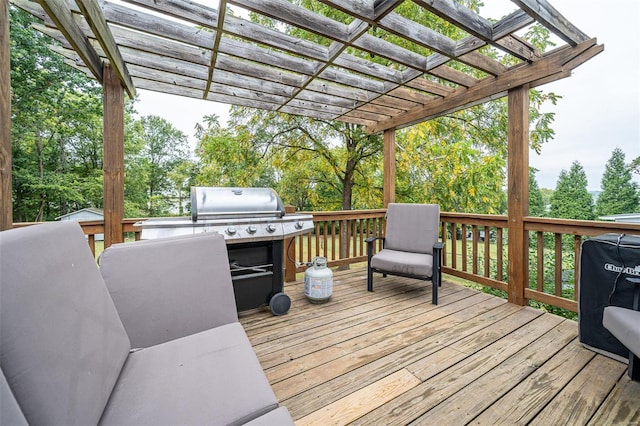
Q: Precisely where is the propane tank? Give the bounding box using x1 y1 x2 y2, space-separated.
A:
304 256 333 303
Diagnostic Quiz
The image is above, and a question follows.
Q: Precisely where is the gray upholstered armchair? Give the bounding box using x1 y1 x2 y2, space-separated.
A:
366 203 443 304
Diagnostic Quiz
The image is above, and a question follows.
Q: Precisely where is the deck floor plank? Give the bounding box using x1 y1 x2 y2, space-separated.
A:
529 355 627 425
469 338 596 424
353 312 569 425
271 293 502 401
238 268 639 425
588 375 640 425
296 369 421 426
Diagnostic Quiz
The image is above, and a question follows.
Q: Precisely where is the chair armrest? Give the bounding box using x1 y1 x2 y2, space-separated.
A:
100 233 239 348
366 236 385 260
365 236 385 244
627 277 640 311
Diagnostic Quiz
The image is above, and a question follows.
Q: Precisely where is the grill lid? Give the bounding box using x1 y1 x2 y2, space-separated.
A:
191 187 285 222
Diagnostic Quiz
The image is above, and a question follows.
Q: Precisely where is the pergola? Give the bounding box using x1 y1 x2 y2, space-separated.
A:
0 0 602 304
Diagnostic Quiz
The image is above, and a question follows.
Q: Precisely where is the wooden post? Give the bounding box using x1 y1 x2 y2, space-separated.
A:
0 0 12 230
383 128 396 207
507 84 530 306
284 205 297 282
103 63 124 248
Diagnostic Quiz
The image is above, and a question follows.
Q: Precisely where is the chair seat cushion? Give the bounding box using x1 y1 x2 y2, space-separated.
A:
100 322 278 426
370 249 433 278
603 306 640 357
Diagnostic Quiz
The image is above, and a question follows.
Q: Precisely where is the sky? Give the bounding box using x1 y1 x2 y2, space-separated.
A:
134 0 640 191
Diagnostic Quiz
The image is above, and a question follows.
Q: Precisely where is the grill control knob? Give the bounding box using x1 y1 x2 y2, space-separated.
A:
225 226 237 236
295 221 304 230
247 225 257 234
266 224 277 233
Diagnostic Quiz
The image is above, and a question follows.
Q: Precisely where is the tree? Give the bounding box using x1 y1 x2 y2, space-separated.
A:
529 168 546 217
550 161 594 220
130 115 191 216
195 115 275 189
595 148 639 216
225 110 382 210
10 7 106 221
395 120 507 214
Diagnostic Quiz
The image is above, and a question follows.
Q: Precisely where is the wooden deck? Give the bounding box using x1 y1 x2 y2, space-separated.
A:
239 268 640 425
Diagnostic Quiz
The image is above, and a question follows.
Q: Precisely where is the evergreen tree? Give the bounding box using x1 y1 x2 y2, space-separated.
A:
596 148 639 216
550 161 594 220
529 168 545 216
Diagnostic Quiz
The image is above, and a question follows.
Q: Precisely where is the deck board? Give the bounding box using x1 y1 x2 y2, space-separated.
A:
239 268 640 425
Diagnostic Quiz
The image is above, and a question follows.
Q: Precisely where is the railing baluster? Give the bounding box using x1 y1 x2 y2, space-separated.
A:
452 222 457 270
472 225 478 275
461 223 468 272
331 220 336 261
537 231 544 292
484 226 490 278
555 233 562 297
496 228 503 282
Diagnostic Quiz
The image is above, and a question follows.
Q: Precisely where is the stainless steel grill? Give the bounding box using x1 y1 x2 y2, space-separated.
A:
138 187 312 243
135 187 313 315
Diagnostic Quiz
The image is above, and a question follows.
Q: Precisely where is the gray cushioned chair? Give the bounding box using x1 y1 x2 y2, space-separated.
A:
366 203 443 304
603 277 640 381
0 221 293 425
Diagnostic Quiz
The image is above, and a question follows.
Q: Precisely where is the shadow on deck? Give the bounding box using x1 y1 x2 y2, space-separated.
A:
239 267 639 425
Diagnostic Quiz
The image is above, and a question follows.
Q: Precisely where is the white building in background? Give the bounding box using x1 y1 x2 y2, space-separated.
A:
598 213 640 224
56 208 104 240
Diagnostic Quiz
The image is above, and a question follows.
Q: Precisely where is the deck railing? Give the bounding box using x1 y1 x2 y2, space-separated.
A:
288 210 640 313
12 212 640 313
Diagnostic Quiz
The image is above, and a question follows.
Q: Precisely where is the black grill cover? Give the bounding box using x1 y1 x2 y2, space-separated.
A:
578 233 640 359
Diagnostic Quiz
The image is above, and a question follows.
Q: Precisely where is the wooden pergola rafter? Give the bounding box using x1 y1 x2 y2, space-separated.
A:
1 0 603 306
9 0 600 131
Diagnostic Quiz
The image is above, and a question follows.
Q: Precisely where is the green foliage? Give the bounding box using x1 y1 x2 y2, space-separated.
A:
10 7 105 221
395 119 507 213
130 115 193 216
217 108 383 210
529 168 545 217
631 156 640 175
595 148 639 216
550 161 594 220
195 114 276 189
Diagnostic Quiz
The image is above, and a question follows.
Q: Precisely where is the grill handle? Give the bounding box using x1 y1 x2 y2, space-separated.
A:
193 211 285 222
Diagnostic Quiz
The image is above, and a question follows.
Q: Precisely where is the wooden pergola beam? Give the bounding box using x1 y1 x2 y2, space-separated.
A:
75 0 136 98
102 64 125 248
507 84 530 306
1 0 11 230
512 0 589 46
367 38 603 133
383 129 396 208
37 0 103 81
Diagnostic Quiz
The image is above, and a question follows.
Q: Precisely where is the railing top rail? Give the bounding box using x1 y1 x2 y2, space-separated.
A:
440 212 508 221
524 216 640 235
303 209 387 219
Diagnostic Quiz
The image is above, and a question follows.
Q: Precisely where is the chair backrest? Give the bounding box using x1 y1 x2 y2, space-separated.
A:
0 222 130 426
100 232 239 348
384 203 440 254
